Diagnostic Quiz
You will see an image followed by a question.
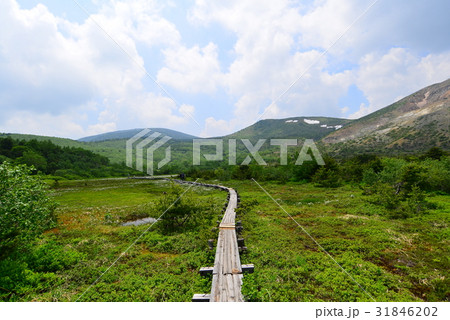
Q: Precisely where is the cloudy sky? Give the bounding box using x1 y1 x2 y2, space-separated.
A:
0 0 449 139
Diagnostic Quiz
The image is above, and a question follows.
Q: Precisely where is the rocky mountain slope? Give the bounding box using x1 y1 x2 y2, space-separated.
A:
321 78 450 156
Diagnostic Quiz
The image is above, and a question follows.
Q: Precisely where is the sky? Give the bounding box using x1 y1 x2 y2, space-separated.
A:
0 0 449 139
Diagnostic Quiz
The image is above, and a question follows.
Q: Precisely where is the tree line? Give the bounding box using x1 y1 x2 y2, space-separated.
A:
184 147 449 218
0 136 136 179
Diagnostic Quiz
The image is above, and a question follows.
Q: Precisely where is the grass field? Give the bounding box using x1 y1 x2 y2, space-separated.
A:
2 178 224 301
232 181 449 301
4 178 448 301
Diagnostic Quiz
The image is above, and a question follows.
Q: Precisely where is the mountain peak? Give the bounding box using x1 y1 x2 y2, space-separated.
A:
322 78 450 155
78 128 199 142
224 116 353 140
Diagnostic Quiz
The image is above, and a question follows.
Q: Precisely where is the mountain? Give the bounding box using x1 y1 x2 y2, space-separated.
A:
79 128 198 142
0 135 137 179
321 78 450 156
0 133 126 164
0 133 86 148
224 117 353 140
3 77 448 165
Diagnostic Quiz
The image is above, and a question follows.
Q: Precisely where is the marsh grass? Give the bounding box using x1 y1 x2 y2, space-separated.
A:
1 178 224 301
230 181 449 302
1 178 448 301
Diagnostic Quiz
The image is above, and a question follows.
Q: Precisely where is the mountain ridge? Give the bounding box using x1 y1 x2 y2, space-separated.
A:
2 79 448 161
321 78 450 156
78 128 199 142
223 116 353 140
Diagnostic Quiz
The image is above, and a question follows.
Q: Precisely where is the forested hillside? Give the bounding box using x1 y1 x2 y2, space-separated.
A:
0 136 136 179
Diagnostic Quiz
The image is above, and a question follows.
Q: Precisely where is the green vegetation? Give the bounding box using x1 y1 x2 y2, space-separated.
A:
156 183 210 233
0 147 448 302
0 136 138 179
0 163 57 256
234 181 449 301
226 117 352 140
0 178 224 301
0 133 129 164
1 80 448 302
78 128 198 142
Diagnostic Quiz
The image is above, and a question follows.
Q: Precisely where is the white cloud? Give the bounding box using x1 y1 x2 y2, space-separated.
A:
190 0 354 127
296 0 362 51
0 0 189 138
107 0 181 47
260 103 285 120
189 0 450 126
340 106 349 114
178 104 196 120
353 48 450 117
201 117 236 138
294 0 450 57
97 92 191 130
0 1 95 114
1 0 450 140
157 42 222 93
128 93 186 126
1 111 85 138
348 103 370 120
86 122 117 136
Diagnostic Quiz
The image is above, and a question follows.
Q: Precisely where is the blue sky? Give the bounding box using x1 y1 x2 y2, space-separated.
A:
0 0 449 139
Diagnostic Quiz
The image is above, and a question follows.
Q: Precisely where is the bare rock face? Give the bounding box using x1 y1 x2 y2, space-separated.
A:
321 78 450 156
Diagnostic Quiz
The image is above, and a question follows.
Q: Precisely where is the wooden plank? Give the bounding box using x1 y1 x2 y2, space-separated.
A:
234 274 243 301
225 232 229 273
199 267 214 275
232 230 242 273
227 274 234 300
210 274 218 301
219 223 235 229
219 273 226 302
192 294 211 302
213 230 223 275
172 180 248 302
242 264 254 273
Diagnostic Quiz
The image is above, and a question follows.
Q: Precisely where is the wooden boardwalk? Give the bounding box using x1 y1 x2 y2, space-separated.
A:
171 180 249 302
210 187 243 302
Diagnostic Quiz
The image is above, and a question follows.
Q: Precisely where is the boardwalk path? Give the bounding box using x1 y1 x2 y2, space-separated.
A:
211 186 243 302
172 180 245 302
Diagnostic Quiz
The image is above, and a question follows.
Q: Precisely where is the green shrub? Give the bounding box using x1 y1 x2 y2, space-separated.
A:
398 163 426 193
17 151 47 172
0 258 61 301
155 183 211 234
293 160 319 182
420 147 446 160
0 155 10 163
421 157 450 193
368 182 432 219
378 158 407 185
0 163 57 255
399 184 431 216
26 241 85 273
372 183 402 210
311 156 341 187
313 167 342 188
360 168 379 190
341 154 383 182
